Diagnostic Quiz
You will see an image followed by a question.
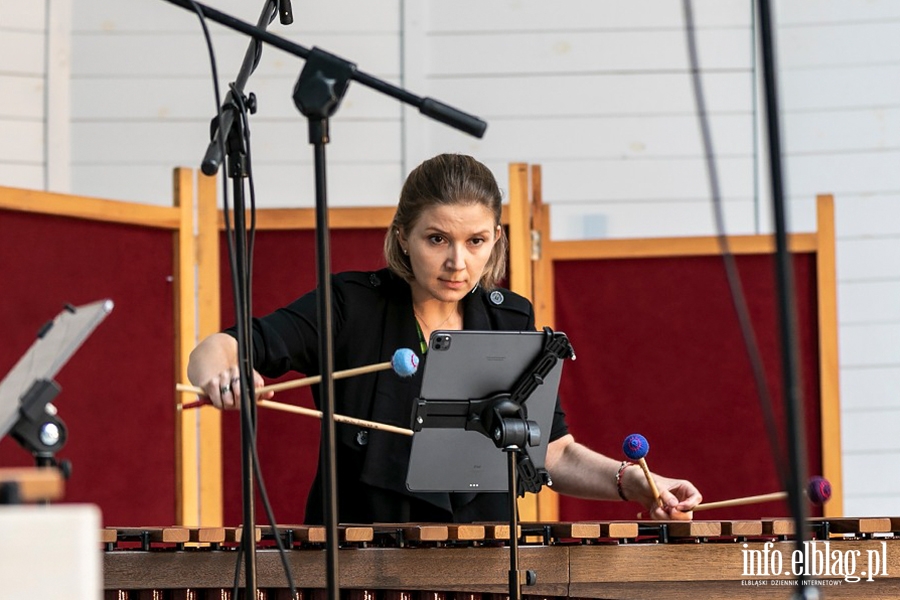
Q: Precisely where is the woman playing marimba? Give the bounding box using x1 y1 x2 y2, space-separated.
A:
187 153 702 524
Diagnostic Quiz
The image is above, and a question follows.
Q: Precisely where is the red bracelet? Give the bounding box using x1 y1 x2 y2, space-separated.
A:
616 461 635 501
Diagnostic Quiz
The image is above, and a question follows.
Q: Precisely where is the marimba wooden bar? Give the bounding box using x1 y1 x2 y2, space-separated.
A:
103 519 900 599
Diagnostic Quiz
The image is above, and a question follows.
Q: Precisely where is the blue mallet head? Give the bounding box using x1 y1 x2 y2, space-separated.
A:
391 348 419 378
623 433 650 460
807 476 832 505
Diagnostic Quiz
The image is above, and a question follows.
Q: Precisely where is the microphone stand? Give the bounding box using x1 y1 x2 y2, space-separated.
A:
291 50 353 600
755 1 812 595
161 2 487 599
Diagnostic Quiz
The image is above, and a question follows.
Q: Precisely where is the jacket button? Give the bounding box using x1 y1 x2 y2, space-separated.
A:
356 430 369 446
490 290 504 305
369 273 381 287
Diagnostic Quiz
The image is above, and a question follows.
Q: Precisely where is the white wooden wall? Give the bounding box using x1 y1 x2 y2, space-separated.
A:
3 0 899 516
0 0 69 191
2 2 44 188
68 0 403 206
774 2 900 517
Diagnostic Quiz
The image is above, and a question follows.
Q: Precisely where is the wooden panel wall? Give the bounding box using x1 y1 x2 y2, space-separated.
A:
521 167 843 519
0 173 193 525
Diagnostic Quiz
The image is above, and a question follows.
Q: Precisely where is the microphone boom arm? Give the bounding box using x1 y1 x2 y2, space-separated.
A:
161 0 486 139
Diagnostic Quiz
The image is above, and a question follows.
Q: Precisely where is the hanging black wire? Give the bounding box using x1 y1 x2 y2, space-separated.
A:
186 3 297 598
681 0 789 487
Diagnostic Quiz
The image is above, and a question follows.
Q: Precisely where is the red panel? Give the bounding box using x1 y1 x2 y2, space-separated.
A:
0 211 176 525
554 253 823 521
218 228 388 525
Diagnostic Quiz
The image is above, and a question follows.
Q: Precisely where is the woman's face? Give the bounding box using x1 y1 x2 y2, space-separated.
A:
400 202 500 304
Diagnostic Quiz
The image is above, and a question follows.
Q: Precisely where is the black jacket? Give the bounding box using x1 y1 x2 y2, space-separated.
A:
243 268 568 523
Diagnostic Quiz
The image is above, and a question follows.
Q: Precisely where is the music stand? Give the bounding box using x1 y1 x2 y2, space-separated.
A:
409 328 574 600
0 300 113 476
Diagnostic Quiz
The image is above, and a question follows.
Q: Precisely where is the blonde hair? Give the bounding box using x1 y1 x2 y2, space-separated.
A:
384 154 507 289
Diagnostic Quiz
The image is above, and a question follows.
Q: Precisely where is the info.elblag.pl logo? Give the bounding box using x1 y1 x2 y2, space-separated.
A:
742 540 889 584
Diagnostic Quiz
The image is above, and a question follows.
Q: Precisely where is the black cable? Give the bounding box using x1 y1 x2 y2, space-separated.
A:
184 4 248 595
186 3 297 598
231 82 299 596
753 2 813 595
681 0 789 487
232 543 243 599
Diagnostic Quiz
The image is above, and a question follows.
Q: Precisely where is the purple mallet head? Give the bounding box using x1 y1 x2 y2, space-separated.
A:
807 476 832 505
623 433 649 460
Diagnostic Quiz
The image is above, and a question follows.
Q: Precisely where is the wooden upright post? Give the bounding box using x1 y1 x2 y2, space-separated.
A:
507 163 560 522
815 194 843 517
173 167 198 526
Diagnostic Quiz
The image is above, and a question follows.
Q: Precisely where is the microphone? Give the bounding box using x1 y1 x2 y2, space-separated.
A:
278 0 293 25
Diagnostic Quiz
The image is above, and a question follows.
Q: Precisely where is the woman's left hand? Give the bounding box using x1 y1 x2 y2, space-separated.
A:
645 475 703 520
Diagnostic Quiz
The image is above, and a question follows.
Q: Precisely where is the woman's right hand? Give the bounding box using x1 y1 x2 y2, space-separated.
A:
187 333 275 409
201 366 273 410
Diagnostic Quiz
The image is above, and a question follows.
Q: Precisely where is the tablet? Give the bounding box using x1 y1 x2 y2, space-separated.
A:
0 299 113 441
406 329 565 493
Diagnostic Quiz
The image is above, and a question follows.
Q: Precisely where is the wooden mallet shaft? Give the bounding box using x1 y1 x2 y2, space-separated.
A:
176 360 393 399
637 457 665 509
692 491 786 512
177 394 413 437
636 491 786 519
175 360 414 437
256 399 413 437
637 483 829 518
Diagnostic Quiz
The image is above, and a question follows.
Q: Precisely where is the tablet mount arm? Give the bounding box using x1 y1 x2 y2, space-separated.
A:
473 328 574 493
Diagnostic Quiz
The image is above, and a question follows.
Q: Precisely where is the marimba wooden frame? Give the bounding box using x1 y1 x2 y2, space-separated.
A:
102 519 900 599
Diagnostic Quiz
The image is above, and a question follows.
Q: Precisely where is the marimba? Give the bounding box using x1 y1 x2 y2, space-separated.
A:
103 519 900 599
